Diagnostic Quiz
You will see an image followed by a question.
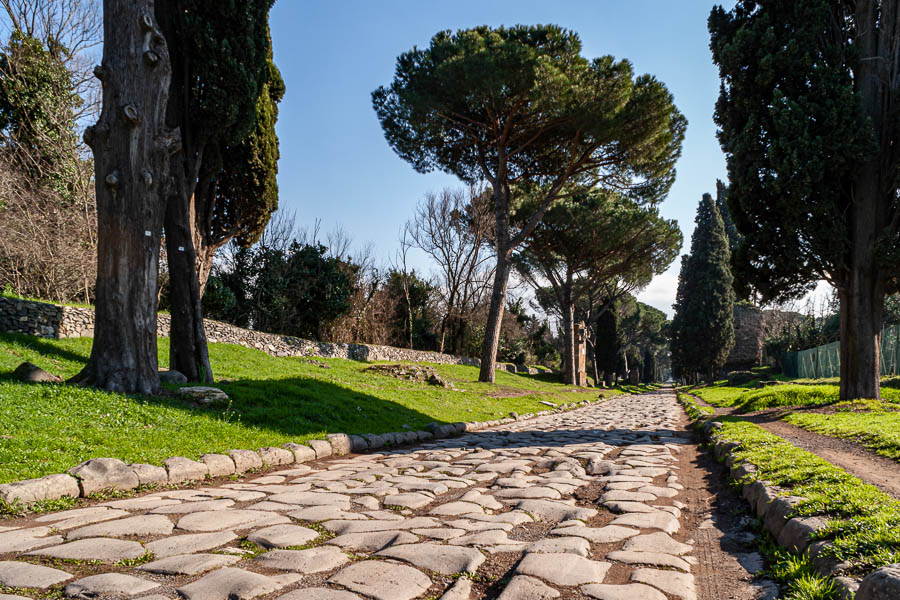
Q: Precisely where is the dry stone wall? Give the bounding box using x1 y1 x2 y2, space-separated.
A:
0 297 480 367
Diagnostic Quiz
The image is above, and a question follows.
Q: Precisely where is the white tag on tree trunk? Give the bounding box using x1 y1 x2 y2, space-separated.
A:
145 231 151 236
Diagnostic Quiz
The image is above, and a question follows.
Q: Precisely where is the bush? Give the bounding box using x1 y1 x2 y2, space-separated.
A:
726 370 757 385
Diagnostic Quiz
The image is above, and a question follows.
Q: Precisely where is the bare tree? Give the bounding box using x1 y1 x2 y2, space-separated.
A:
407 185 494 353
392 224 415 349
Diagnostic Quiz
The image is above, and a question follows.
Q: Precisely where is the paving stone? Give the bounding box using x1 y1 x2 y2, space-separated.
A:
144 531 237 558
277 590 362 600
0 474 79 504
603 501 662 514
581 583 667 600
267 491 352 507
516 552 610 585
448 529 517 547
99 497 180 511
247 524 319 548
376 542 485 574
323 517 439 534
229 449 264 472
637 485 679 498
326 531 419 552
327 560 431 600
0 561 73 588
176 568 301 600
497 575 560 599
255 546 350 572
0 526 64 553
67 514 175 540
552 525 639 543
440 577 473 600
138 552 241 575
412 528 466 540
151 498 234 514
599 490 658 502
611 512 680 534
492 487 561 499
68 458 139 496
287 506 366 521
510 499 597 522
164 457 209 483
527 536 591 556
0 594 31 600
429 501 484 516
64 573 159 598
623 532 692 556
383 492 433 509
176 509 289 532
607 550 691 571
27 538 146 562
201 454 236 477
631 568 697 600
259 446 295 466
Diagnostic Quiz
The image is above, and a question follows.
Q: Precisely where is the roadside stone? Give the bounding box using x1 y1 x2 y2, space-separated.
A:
201 454 236 477
283 442 317 463
159 369 188 384
164 456 209 483
856 563 900 600
376 542 485 574
0 474 79 504
176 567 301 600
607 550 691 572
68 458 139 496
581 583 667 600
255 547 350 572
348 436 368 453
13 361 61 382
327 561 431 600
623 532 693 556
27 538 146 562
0 526 63 553
326 531 419 552
229 449 264 472
130 463 168 486
515 552 610 586
139 553 241 575
777 516 828 553
247 524 319 548
308 439 333 459
179 386 229 406
326 433 352 455
611 511 680 534
67 514 174 540
64 573 159 598
144 531 238 558
498 575 560 599
259 446 294 466
631 568 697 600
0 561 72 588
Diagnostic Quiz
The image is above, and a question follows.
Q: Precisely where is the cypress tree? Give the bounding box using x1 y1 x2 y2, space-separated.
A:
671 193 735 382
594 299 620 387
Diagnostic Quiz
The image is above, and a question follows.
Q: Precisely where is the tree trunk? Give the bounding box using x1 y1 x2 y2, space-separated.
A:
164 186 213 382
561 289 576 386
478 250 511 382
70 0 172 394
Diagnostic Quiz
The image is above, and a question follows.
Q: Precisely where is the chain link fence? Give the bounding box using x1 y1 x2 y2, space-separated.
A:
784 324 900 379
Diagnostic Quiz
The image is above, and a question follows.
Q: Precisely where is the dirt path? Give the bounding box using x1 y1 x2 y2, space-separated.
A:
691 393 900 499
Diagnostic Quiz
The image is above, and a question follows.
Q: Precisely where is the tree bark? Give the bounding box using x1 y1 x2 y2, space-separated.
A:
478 249 511 382
71 0 172 394
561 286 576 386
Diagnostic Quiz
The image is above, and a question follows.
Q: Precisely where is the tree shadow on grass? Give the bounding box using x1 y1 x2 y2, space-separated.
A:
0 331 90 368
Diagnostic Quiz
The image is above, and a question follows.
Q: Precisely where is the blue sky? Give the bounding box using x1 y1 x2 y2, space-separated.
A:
268 1 731 318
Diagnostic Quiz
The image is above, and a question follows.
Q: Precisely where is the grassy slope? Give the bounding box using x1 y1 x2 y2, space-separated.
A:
0 333 615 484
784 408 900 461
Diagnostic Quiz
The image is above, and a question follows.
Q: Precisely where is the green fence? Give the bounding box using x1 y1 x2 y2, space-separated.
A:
783 324 900 379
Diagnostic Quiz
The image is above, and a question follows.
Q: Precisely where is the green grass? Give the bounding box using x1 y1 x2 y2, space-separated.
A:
676 392 715 421
691 381 900 413
784 408 900 461
691 384 756 408
712 420 900 572
760 532 837 600
0 332 613 484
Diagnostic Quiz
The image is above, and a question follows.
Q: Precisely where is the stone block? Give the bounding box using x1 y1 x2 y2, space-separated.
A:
755 485 782 518
258 446 294 466
856 564 900 600
777 516 828 553
361 434 385 449
229 449 263 473
764 496 802 539
179 386 229 407
165 457 209 484
348 435 369 453
0 474 79 504
282 443 316 463
307 439 332 459
325 433 352 455
130 463 168 486
68 458 139 496
201 454 236 477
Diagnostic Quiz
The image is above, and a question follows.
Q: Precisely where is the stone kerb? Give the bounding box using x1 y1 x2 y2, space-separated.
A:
0 397 593 511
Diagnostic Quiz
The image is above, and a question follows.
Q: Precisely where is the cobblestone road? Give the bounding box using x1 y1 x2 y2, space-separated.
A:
0 391 713 600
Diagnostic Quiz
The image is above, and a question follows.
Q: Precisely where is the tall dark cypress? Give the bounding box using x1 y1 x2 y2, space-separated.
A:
671 193 735 382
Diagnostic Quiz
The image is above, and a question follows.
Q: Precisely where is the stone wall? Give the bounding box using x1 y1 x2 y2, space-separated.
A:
0 297 481 367
726 304 766 369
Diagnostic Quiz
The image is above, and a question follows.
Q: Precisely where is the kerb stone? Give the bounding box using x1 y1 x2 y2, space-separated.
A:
230 449 263 473
308 439 333 459
0 474 79 504
258 447 294 466
326 433 352 455
68 458 139 496
202 454 236 477
283 443 316 463
165 457 209 483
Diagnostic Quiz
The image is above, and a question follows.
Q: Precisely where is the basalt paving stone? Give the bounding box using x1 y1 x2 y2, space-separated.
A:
412 528 466 540
440 577 473 600
428 501 484 516
497 575 560 599
255 546 350 572
602 501 662 514
581 583 667 600
144 531 238 558
175 510 290 532
526 536 591 556
287 506 368 521
376 542 486 574
176 568 302 600
0 561 72 588
551 525 639 544
630 568 697 600
266 491 353 507
447 529 518 547
66 514 175 540
34 506 125 525
150 499 235 514
98 497 182 510
63 573 159 598
507 499 597 522
326 531 419 552
611 511 680 534
0 595 31 600
607 550 692 572
327 560 431 600
623 532 693 556
246 524 320 549
277 589 362 600
0 527 63 553
138 553 241 575
382 493 433 509
322 517 439 534
515 552 611 586
26 538 146 562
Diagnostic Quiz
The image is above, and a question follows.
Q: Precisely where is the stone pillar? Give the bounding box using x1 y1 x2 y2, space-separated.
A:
575 322 588 386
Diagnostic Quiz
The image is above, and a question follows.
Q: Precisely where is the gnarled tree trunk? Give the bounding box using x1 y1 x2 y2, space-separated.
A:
71 0 173 394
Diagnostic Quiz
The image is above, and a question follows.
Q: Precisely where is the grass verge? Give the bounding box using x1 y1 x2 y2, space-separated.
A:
0 332 616 484
783 407 900 462
712 419 900 573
